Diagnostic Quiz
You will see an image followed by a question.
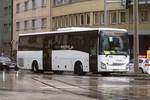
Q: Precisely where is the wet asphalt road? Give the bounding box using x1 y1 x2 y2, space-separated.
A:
0 71 150 100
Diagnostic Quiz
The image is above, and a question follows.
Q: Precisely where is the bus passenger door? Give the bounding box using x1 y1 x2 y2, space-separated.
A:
43 38 52 71
89 38 98 73
90 55 98 73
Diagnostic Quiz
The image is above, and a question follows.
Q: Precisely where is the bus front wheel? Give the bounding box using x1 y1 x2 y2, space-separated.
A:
31 61 39 73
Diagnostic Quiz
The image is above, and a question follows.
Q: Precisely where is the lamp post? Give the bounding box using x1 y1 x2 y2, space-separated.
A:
11 0 13 58
104 0 108 27
133 0 139 73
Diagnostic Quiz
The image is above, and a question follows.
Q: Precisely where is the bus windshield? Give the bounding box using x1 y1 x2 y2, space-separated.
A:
101 33 129 55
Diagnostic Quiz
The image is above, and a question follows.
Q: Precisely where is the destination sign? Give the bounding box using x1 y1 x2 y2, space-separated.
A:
103 32 124 36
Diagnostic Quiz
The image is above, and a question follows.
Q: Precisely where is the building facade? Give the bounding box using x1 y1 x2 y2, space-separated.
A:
127 0 150 57
52 0 128 30
12 0 150 57
52 0 150 57
13 0 52 54
0 0 13 56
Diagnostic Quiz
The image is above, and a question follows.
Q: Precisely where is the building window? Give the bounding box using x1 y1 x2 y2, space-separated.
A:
28 36 37 44
93 12 100 25
53 17 57 29
16 22 20 31
75 15 79 26
16 3 20 13
54 0 70 6
80 14 84 25
140 10 148 22
4 24 9 33
61 16 64 27
100 12 104 24
42 0 47 7
32 0 36 9
58 17 62 28
69 15 74 26
24 1 29 11
54 0 89 6
55 17 58 28
4 7 8 16
32 19 36 29
119 11 126 23
58 17 62 27
86 13 90 25
71 0 81 3
24 20 29 30
54 0 61 6
41 18 47 28
65 16 69 27
110 11 117 24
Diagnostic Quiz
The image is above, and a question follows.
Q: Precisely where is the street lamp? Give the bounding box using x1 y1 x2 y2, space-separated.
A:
133 0 139 73
104 0 108 27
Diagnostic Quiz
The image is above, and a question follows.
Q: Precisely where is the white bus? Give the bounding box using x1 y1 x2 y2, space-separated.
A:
17 27 130 75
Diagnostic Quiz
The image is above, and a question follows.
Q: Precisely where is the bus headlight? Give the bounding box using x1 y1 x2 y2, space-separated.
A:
101 62 107 69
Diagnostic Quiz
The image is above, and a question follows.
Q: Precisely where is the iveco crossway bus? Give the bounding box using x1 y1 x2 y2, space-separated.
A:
17 27 130 75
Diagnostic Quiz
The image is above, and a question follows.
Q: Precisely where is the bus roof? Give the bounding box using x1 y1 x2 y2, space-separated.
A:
19 27 127 36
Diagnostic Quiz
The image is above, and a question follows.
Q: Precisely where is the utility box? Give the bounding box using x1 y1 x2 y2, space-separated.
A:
147 50 150 59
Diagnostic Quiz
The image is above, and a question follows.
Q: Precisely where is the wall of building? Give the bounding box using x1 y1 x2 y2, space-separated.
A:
0 1 3 48
128 5 150 35
13 0 52 51
11 0 150 57
0 0 12 56
52 0 127 30
127 4 150 57
53 0 124 16
52 0 150 57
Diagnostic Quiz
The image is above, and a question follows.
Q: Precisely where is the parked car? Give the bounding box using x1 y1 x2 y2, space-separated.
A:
128 58 150 74
0 56 19 71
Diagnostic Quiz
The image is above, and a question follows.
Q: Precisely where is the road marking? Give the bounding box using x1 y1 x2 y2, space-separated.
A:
40 86 79 89
40 86 54 89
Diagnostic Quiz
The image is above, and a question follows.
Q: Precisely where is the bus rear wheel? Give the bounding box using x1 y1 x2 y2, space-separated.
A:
74 62 84 75
31 61 39 73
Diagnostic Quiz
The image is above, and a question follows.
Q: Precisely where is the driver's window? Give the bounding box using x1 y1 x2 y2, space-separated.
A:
103 37 110 50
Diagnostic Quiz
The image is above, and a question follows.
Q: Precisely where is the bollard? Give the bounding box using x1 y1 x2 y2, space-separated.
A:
2 71 5 81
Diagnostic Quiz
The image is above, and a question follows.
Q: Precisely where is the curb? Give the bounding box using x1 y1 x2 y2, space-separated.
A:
111 73 150 77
